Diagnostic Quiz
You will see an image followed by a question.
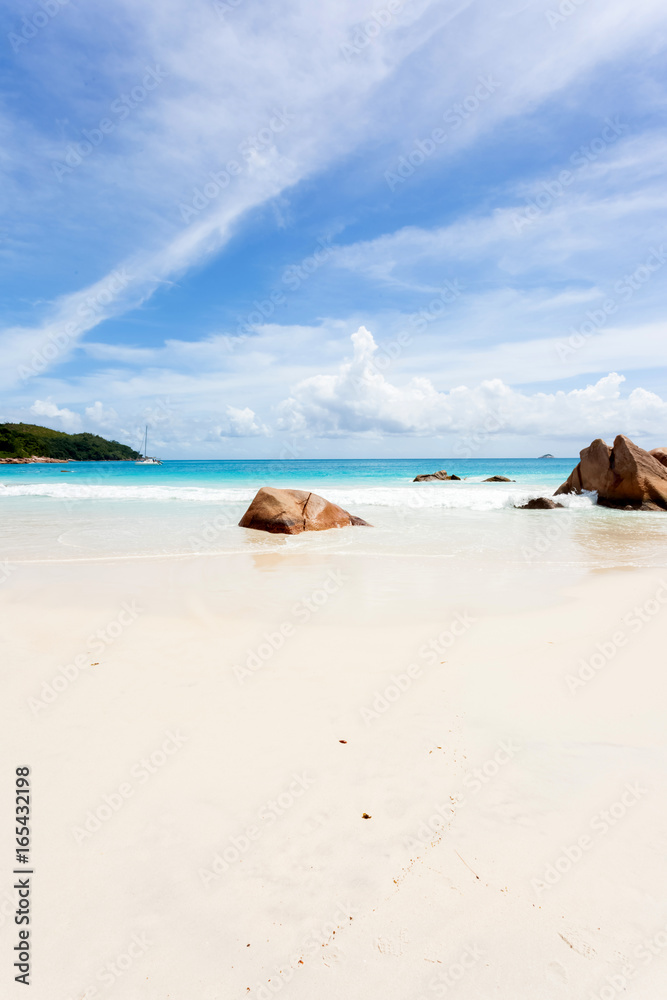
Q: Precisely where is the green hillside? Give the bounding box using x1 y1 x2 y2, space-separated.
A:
0 423 140 461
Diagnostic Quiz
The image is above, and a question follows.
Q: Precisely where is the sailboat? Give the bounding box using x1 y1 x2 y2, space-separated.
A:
135 426 163 465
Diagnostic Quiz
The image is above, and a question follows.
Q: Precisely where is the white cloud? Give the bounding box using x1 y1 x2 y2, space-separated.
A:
30 399 82 432
330 131 667 291
25 397 267 453
277 326 667 439
222 405 268 438
84 401 119 429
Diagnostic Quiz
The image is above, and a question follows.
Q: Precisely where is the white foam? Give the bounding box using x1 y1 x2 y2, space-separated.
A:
0 483 254 503
0 481 597 511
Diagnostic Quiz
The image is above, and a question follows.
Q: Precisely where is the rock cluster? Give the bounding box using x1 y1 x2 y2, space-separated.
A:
0 456 69 464
555 435 667 511
413 470 461 482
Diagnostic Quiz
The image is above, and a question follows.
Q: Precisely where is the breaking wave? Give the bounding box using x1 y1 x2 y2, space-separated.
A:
0 481 597 511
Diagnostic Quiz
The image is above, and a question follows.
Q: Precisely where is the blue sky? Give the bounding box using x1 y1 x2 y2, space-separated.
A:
1 0 666 457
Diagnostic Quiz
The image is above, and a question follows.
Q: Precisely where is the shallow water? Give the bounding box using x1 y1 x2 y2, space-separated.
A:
2 458 667 570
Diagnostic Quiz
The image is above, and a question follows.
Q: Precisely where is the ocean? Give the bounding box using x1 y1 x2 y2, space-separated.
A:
2 458 667 570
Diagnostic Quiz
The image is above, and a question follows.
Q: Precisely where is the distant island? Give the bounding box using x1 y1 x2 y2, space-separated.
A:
0 423 140 462
538 453 555 459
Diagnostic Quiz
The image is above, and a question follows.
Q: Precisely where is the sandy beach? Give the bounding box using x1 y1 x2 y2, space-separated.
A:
3 533 667 999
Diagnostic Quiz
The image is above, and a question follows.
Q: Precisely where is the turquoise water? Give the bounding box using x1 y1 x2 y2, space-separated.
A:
3 457 667 569
0 457 576 493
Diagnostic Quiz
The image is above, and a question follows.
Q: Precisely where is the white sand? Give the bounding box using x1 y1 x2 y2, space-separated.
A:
2 550 667 999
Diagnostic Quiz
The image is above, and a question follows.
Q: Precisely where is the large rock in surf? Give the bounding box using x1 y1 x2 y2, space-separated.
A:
413 470 460 481
238 487 371 534
483 475 514 482
516 498 564 510
555 435 667 511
